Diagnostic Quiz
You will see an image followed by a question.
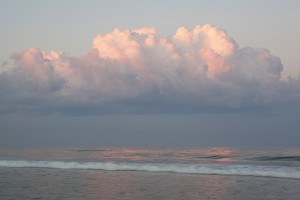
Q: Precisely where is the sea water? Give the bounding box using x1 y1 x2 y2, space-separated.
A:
0 147 300 199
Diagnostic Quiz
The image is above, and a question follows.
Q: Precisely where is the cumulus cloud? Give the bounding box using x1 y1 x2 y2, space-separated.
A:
1 24 299 114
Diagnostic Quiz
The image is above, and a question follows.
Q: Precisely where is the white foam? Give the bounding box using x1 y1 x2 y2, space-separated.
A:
0 160 299 179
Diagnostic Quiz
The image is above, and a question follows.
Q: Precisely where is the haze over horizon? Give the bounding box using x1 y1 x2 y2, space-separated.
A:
1 0 300 147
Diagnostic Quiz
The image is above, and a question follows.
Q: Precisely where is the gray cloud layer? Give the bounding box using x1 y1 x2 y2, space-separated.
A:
1 24 300 115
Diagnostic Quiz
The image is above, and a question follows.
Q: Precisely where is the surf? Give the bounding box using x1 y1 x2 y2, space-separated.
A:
1 160 300 179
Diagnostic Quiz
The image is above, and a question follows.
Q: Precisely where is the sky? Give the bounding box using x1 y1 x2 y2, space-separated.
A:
1 0 300 147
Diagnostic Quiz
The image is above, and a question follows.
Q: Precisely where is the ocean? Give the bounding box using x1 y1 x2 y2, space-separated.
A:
0 147 299 200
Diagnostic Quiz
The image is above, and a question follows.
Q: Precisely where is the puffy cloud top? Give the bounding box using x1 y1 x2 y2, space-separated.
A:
1 24 299 114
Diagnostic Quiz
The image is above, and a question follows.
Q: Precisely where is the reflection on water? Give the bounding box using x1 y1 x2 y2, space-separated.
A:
83 170 231 200
81 170 300 200
0 146 238 163
2 167 299 200
71 146 237 164
1 146 300 166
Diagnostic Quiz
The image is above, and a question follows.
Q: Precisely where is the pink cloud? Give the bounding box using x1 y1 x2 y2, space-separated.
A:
1 24 298 114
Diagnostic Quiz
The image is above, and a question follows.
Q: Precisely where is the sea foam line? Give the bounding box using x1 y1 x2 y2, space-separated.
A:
0 160 300 179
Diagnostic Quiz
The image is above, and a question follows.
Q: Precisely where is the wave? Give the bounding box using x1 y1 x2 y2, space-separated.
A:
249 156 300 162
0 160 299 179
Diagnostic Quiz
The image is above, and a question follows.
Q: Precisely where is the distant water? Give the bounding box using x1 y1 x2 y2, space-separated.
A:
1 147 300 199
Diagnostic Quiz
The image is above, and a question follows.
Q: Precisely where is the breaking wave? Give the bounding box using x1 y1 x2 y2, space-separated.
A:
0 160 299 179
